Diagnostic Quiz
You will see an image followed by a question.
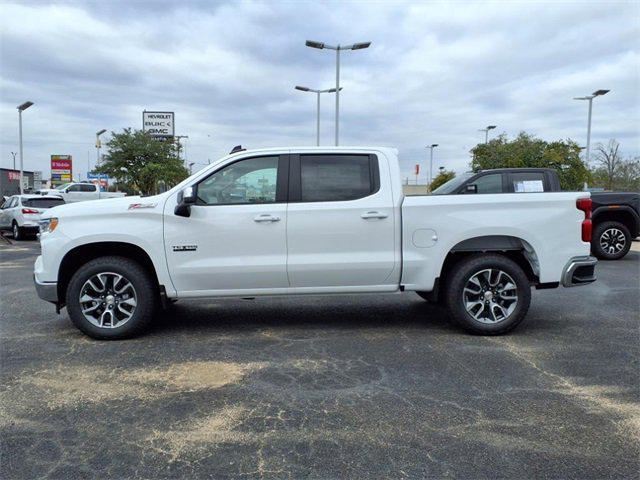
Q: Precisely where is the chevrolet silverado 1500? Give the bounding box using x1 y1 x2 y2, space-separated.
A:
34 147 597 339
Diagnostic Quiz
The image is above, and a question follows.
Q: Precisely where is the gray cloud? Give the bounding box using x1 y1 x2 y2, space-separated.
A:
1 0 638 181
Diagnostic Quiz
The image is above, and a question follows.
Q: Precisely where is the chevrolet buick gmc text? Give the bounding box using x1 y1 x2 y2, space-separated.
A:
34 147 597 339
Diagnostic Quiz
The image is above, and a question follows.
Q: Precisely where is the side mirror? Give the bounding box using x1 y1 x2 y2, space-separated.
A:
464 184 478 194
174 186 196 217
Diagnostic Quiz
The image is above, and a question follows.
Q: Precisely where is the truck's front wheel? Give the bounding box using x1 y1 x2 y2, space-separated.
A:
444 254 531 335
66 256 156 339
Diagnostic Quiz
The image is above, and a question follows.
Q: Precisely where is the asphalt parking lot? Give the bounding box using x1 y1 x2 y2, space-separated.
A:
1 240 638 479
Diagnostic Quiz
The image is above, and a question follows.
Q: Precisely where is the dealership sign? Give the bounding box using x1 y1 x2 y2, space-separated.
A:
51 155 72 185
143 111 174 138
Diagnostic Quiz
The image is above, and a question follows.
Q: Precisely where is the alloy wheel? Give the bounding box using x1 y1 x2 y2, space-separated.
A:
462 268 518 324
600 228 626 255
79 272 137 328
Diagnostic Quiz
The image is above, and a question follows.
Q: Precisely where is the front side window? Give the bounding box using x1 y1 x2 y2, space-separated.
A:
300 155 373 202
472 173 503 194
67 184 82 192
80 184 97 192
197 156 278 205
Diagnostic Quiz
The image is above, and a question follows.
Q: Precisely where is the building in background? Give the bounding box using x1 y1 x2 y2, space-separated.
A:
1 168 35 197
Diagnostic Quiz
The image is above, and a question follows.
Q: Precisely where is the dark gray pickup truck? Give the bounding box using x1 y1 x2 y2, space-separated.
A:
433 168 639 260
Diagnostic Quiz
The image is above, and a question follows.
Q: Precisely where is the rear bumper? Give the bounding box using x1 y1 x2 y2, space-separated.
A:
562 256 597 287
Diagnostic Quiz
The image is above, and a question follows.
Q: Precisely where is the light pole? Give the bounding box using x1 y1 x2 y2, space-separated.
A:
305 40 371 146
17 101 33 194
295 85 342 145
573 89 609 165
479 125 496 144
10 152 17 170
95 129 107 170
426 144 438 188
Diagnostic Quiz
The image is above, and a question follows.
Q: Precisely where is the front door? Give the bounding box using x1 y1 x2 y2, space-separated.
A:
286 153 397 288
164 155 290 295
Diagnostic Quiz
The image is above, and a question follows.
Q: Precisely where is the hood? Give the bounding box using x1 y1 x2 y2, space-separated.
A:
42 194 166 219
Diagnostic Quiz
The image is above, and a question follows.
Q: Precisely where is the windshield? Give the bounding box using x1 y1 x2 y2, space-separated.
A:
431 172 474 195
55 183 72 190
22 197 65 208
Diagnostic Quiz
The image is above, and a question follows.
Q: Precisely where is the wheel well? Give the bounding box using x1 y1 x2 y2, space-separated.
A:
593 210 637 237
57 242 160 303
432 236 539 302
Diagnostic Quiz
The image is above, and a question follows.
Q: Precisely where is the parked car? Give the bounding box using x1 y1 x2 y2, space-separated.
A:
34 147 596 339
432 168 640 260
0 195 66 240
36 182 126 203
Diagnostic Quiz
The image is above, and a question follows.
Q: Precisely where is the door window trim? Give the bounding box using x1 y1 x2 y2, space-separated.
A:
288 153 380 203
193 154 289 206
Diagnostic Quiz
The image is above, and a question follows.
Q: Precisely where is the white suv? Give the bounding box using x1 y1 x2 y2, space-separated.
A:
0 195 65 240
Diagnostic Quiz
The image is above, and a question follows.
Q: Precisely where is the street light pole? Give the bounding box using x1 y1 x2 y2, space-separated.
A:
295 86 342 146
574 90 609 165
17 101 33 195
479 125 497 144
95 129 107 171
305 40 371 146
426 144 438 188
10 152 17 170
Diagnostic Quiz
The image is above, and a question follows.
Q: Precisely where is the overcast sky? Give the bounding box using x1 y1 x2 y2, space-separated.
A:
1 0 638 182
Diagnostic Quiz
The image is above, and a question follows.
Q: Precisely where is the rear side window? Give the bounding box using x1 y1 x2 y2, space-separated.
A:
510 172 546 193
472 173 503 194
23 198 65 208
67 184 82 192
300 155 375 202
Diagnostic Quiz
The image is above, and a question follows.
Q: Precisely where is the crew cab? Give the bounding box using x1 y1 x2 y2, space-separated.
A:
34 147 596 339
37 182 126 203
433 168 640 260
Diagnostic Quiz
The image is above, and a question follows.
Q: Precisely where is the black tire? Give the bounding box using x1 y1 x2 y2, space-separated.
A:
592 221 631 260
66 256 157 339
444 254 531 335
12 222 23 241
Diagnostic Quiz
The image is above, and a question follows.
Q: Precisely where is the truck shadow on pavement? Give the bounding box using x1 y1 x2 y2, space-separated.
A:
149 297 461 336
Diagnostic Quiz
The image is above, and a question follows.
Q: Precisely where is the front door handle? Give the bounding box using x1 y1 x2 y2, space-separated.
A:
254 214 281 223
361 211 388 219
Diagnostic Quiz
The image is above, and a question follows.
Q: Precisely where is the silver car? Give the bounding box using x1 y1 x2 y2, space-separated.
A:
0 195 65 240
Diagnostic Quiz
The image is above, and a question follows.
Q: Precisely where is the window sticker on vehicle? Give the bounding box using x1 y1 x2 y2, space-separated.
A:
514 180 544 192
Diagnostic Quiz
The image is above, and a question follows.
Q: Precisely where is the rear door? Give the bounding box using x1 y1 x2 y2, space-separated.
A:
286 153 396 288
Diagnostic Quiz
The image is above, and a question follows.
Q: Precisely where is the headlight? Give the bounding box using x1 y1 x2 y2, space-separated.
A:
38 217 59 234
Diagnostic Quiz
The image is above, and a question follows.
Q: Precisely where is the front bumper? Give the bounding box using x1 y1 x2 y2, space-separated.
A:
562 256 597 287
34 275 58 303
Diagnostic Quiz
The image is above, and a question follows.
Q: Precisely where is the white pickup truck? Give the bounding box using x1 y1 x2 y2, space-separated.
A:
34 147 596 339
37 182 126 203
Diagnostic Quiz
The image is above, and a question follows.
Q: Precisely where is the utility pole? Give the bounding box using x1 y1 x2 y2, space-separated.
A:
426 144 438 188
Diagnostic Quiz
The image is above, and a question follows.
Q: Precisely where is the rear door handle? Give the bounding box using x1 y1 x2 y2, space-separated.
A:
361 211 388 219
254 214 280 223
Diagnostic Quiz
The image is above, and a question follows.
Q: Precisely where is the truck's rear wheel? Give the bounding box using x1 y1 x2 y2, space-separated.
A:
592 221 631 260
66 256 156 339
444 254 531 335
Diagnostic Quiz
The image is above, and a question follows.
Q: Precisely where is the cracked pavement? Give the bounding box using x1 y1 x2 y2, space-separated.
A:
1 241 638 479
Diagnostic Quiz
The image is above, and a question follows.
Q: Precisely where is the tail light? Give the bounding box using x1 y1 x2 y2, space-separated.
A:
22 208 39 214
576 198 592 242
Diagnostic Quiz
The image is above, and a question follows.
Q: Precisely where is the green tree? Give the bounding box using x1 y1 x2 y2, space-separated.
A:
470 132 591 190
429 169 456 191
95 128 189 195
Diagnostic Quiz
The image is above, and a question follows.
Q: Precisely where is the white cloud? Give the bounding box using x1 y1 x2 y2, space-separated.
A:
0 0 638 183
